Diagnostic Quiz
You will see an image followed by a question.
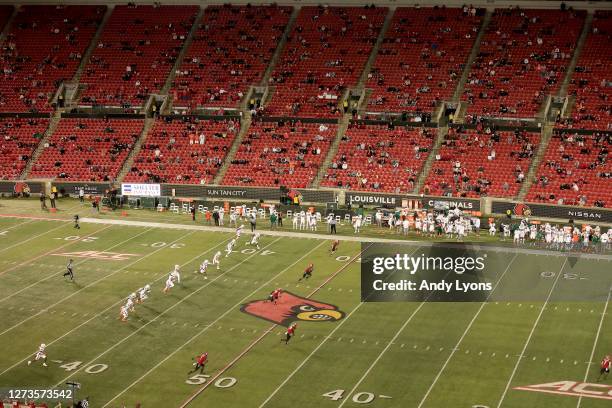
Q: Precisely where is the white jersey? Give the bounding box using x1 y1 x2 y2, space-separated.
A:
170 270 180 284
250 233 260 244
120 305 129 319
125 298 134 310
138 287 150 301
200 260 209 274
226 239 236 255
213 251 221 264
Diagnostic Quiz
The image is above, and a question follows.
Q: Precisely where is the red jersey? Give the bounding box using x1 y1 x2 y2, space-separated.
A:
272 289 281 299
304 265 313 274
287 326 296 335
197 353 208 365
602 358 610 369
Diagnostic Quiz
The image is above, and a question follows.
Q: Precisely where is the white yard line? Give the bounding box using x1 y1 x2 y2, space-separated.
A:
576 285 611 408
0 224 113 277
259 246 423 408
0 220 70 255
49 237 282 397
0 230 195 338
416 254 518 408
0 233 233 377
0 226 148 303
102 239 325 407
259 300 365 408
495 258 568 408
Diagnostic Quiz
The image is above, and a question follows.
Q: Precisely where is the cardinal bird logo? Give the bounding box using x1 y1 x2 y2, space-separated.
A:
513 203 531 216
241 291 345 327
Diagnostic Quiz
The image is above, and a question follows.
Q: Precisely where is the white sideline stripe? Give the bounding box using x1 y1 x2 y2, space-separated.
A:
495 258 568 408
0 232 233 377
80 217 417 244
0 224 114 277
259 245 422 408
0 229 193 338
416 254 518 408
102 239 324 406
0 226 147 303
576 285 611 408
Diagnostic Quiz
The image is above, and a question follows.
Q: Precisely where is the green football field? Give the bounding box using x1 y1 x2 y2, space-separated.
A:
0 200 611 408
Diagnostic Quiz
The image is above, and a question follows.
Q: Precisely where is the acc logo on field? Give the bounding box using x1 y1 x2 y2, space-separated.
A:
514 381 612 400
241 292 345 327
513 203 531 216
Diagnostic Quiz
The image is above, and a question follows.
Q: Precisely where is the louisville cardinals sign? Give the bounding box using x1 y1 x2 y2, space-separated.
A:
241 291 345 327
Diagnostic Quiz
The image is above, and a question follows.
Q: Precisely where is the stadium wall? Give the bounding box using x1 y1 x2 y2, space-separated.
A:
2 181 611 225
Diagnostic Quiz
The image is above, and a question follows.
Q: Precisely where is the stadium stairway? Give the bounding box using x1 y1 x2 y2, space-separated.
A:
451 9 491 102
557 11 593 98
310 114 350 188
259 7 299 87
71 5 113 87
161 6 204 103
116 117 154 182
517 124 553 200
19 111 61 180
413 125 448 194
356 7 395 89
0 6 16 44
212 111 252 185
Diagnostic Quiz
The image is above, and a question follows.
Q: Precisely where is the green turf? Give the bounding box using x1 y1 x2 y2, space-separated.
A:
0 200 610 408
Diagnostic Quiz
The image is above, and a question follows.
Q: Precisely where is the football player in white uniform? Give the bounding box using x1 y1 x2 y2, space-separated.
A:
212 251 222 270
199 260 209 279
225 239 236 257
27 343 48 367
138 285 151 302
119 305 129 322
170 264 181 284
247 233 261 250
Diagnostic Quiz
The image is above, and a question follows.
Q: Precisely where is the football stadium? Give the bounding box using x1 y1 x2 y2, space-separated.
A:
0 0 610 407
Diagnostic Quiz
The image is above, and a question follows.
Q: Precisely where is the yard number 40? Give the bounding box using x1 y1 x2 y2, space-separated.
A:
322 390 377 404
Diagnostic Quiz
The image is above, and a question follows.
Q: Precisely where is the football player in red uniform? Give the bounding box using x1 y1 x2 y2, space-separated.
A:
268 288 282 304
598 355 610 381
189 352 208 375
281 323 297 345
298 263 314 281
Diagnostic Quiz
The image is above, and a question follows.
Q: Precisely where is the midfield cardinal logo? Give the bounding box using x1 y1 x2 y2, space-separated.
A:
241 291 345 327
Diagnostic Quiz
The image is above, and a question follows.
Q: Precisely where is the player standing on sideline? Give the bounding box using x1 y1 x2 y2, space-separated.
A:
268 288 282 304
225 238 236 257
281 323 297 345
73 214 80 229
597 355 610 381
199 260 209 279
189 352 208 375
212 250 222 270
330 239 340 255
247 232 261 249
27 343 48 367
298 263 314 281
62 259 74 281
